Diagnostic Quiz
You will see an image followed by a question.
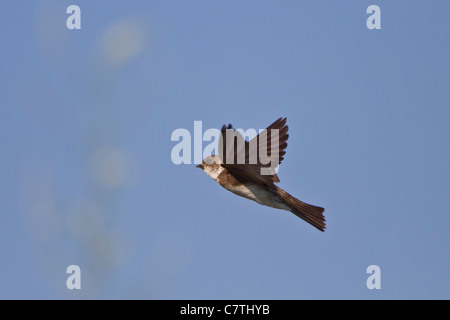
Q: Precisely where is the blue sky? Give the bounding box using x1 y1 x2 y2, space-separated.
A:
1 0 449 299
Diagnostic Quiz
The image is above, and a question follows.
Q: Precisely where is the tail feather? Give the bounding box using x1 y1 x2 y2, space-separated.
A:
277 188 326 231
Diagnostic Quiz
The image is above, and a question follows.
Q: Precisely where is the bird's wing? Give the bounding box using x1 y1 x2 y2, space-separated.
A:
218 117 289 185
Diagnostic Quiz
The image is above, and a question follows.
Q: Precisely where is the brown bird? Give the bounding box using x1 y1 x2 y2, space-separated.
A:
197 117 326 231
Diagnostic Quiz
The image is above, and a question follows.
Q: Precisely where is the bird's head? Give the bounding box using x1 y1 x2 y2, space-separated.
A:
196 155 222 180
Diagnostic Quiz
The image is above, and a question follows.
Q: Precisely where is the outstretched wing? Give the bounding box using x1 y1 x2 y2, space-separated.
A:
218 117 289 186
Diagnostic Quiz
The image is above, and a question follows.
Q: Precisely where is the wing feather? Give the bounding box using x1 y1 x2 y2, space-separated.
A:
218 117 289 186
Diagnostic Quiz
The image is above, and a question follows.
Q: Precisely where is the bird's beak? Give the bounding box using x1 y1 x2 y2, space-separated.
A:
196 164 204 169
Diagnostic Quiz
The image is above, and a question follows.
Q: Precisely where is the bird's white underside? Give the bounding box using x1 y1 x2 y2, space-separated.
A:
203 162 291 211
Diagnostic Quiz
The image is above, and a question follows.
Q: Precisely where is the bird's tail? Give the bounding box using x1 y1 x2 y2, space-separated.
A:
277 188 326 231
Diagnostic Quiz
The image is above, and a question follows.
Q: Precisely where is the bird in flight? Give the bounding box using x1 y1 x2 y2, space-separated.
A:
197 118 326 231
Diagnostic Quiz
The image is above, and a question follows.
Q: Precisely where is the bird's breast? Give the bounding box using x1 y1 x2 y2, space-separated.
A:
218 178 289 210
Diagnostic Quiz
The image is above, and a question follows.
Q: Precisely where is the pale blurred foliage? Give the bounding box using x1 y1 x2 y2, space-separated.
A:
16 0 187 299
100 19 145 67
21 165 62 243
66 203 105 242
89 145 131 188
